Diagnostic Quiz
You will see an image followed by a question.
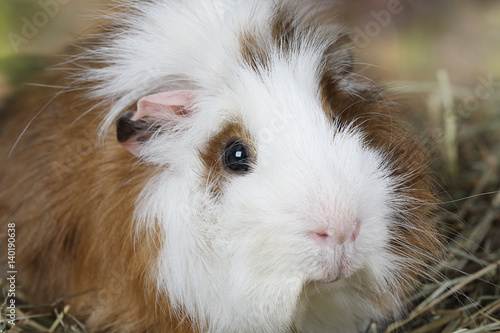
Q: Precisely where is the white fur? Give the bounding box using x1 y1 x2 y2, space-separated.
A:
82 0 411 332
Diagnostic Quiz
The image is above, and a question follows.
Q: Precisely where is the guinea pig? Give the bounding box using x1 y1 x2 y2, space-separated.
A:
0 0 442 332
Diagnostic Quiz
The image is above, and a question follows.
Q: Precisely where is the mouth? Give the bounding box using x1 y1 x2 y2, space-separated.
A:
306 242 357 284
320 261 353 283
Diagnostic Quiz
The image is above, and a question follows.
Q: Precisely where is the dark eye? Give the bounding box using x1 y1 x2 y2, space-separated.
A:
223 141 251 173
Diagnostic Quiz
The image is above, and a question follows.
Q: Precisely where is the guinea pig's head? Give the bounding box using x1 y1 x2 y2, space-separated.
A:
91 3 441 332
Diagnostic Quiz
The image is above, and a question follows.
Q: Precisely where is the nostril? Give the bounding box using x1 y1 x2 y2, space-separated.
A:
311 232 333 247
310 220 361 248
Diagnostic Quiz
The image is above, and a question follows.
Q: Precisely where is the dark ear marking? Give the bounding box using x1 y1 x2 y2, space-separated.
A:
116 112 161 143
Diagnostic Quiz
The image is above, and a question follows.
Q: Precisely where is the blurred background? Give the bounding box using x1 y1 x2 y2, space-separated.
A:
0 1 498 331
1 1 499 96
1 1 499 83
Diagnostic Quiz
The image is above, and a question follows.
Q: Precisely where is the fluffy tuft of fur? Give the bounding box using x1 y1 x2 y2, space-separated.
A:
0 1 441 332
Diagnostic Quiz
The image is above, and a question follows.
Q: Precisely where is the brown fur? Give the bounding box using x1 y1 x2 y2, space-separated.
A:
0 72 193 332
239 4 299 71
240 31 270 73
240 5 300 71
241 4 353 77
270 5 298 53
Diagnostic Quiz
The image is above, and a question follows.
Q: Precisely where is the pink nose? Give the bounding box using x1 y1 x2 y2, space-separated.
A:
311 220 361 248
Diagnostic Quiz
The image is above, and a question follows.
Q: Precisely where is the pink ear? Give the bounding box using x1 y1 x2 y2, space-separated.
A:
117 90 197 156
133 90 198 121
